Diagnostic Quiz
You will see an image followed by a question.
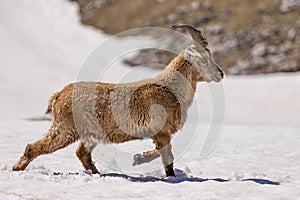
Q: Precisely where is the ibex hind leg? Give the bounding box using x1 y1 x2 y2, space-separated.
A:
13 128 78 171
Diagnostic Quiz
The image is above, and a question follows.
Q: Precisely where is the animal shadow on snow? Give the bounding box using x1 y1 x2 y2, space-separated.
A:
97 169 280 185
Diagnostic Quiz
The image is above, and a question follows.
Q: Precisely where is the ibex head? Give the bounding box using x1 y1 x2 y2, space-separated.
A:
172 24 224 82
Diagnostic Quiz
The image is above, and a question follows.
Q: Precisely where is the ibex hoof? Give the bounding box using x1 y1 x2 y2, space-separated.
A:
12 157 29 171
132 153 145 166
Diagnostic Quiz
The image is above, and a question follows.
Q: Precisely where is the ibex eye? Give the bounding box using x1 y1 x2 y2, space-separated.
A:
201 58 208 65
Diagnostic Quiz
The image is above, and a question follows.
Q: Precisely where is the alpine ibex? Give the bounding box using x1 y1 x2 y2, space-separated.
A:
13 24 224 177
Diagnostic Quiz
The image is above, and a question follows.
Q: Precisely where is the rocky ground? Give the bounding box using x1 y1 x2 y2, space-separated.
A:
70 0 300 75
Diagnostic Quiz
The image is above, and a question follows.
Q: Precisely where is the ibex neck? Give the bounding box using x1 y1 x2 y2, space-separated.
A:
168 52 191 72
155 53 198 109
161 52 201 90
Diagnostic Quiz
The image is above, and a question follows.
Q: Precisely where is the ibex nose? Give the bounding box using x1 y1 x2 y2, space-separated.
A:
218 68 224 79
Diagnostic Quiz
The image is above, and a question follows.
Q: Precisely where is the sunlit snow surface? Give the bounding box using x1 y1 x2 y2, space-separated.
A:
0 0 299 199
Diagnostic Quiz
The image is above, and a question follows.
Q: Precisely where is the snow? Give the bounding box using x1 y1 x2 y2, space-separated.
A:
0 121 299 199
0 0 106 120
0 0 299 199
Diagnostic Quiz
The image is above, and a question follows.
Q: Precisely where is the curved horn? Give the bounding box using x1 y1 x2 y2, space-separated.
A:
172 24 208 48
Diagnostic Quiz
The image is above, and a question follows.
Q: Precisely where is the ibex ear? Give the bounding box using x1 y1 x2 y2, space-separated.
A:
183 48 193 63
184 45 202 63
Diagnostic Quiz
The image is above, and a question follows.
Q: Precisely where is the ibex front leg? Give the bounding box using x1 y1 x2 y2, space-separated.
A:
153 135 175 177
133 135 175 177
